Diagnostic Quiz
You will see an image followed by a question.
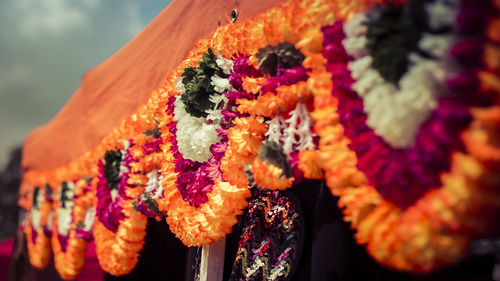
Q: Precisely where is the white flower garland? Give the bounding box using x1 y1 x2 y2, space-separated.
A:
265 101 315 157
342 1 460 148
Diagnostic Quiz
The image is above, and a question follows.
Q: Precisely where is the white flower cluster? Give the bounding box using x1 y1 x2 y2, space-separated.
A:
216 54 234 74
57 181 75 236
342 1 459 148
174 54 233 162
82 208 96 232
145 169 164 200
426 0 460 31
265 102 315 157
173 95 222 162
46 210 54 231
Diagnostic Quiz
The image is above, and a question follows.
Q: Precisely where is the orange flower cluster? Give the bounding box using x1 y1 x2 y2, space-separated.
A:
251 158 294 190
298 149 324 179
94 205 147 276
221 117 268 188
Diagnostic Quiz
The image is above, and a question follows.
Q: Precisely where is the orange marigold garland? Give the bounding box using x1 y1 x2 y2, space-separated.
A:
24 182 54 269
52 178 95 280
93 138 149 276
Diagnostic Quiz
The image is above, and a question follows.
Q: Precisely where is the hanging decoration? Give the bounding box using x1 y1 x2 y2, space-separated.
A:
18 0 500 278
229 190 304 281
52 179 95 280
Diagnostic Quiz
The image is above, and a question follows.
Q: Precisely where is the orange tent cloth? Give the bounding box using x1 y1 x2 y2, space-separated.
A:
22 0 284 171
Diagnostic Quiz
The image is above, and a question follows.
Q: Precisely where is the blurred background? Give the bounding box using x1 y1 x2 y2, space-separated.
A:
0 0 170 239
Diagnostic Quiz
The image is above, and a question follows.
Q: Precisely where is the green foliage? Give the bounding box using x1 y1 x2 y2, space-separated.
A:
104 150 122 189
366 0 430 85
143 122 161 138
141 193 161 213
60 181 71 208
180 49 228 118
256 42 305 76
32 187 40 208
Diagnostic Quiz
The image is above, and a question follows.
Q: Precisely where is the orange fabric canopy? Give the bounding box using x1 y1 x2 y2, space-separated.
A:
22 0 285 171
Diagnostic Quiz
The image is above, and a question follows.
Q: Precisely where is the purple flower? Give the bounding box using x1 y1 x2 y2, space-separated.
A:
75 229 93 242
143 137 163 155
58 234 69 252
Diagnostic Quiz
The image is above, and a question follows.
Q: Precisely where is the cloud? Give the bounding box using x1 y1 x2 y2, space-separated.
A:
125 3 144 37
6 0 100 38
0 0 169 167
0 65 32 94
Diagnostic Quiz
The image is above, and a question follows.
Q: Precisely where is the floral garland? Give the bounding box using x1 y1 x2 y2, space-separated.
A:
25 183 53 269
312 0 500 272
93 138 150 276
340 0 473 208
19 0 500 277
158 84 251 246
169 49 235 207
52 178 95 280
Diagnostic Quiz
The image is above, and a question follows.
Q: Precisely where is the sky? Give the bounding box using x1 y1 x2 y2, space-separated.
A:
0 0 170 168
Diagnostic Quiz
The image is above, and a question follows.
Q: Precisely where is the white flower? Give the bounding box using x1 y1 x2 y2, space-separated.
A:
265 102 315 158
122 139 130 150
211 75 231 93
110 188 118 201
266 115 285 145
419 34 456 58
57 208 73 236
119 165 129 173
57 182 75 236
209 92 228 107
31 190 43 230
145 170 164 199
215 54 234 75
206 92 229 122
173 95 221 162
206 107 224 123
46 210 54 231
176 78 186 95
83 208 96 232
343 12 368 38
426 0 460 31
283 102 315 156
342 13 369 58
